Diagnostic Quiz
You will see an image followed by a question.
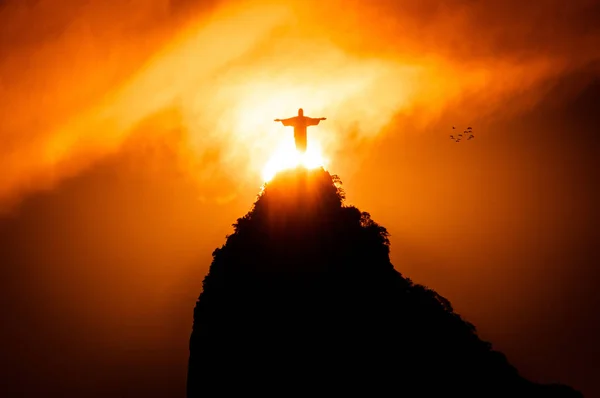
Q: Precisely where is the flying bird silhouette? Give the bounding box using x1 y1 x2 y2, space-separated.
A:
450 125 476 143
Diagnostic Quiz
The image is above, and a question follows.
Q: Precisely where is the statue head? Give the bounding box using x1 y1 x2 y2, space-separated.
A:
298 108 304 116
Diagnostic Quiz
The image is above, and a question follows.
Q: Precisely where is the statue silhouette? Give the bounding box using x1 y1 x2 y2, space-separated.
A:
274 108 326 153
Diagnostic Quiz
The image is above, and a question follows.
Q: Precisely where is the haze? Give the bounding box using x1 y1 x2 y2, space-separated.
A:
1 0 598 397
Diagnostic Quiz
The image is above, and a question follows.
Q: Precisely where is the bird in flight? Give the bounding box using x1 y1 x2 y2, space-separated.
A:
450 125 475 143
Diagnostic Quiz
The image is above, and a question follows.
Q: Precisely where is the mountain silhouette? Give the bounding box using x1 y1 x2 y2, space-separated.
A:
187 167 582 397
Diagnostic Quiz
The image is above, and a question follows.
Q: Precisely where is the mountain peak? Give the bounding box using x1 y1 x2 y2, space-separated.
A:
187 168 581 397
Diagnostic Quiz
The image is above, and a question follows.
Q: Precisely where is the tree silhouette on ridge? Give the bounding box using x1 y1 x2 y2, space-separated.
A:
187 167 582 397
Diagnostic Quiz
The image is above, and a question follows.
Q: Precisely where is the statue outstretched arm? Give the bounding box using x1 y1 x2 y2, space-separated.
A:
307 117 326 126
274 117 296 126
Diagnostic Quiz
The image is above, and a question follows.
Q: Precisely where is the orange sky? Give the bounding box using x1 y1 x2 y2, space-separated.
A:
1 0 598 211
1 0 599 397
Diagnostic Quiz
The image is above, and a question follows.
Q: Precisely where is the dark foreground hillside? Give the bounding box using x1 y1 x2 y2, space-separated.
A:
187 167 581 397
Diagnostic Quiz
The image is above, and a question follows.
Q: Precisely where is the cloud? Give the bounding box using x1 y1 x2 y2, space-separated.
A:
0 0 598 212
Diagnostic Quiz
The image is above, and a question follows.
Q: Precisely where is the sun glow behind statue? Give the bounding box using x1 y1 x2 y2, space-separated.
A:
0 0 574 211
262 141 328 182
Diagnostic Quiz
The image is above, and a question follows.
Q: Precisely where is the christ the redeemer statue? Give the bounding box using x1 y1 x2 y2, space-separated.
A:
274 108 326 153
